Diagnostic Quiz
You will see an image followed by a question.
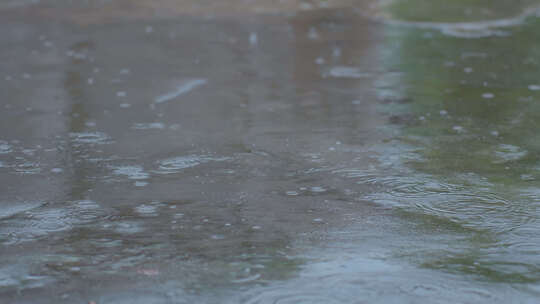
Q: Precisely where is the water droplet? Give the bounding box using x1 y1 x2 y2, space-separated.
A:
249 32 258 46
308 27 319 40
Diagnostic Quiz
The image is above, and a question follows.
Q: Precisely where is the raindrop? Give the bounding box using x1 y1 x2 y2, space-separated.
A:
249 32 258 46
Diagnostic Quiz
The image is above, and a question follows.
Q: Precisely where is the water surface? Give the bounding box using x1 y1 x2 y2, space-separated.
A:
2 0 540 303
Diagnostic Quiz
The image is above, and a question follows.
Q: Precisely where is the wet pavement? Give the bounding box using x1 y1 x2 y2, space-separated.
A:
3 0 540 303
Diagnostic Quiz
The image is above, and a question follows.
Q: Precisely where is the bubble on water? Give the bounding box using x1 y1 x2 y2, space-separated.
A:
116 91 127 97
286 191 299 196
313 218 324 223
352 100 362 105
22 73 31 79
145 26 153 33
134 181 148 187
315 57 325 65
528 84 540 91
132 123 165 130
119 103 131 108
87 78 94 85
85 121 96 127
328 66 370 78
50 168 63 173
464 67 473 73
491 130 499 137
119 68 130 75
439 110 448 116
482 93 495 99
252 226 262 230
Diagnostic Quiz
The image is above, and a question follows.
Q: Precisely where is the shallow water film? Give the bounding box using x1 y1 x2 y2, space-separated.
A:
3 0 540 303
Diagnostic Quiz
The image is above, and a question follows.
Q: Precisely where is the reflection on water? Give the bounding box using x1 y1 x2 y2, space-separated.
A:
2 0 540 303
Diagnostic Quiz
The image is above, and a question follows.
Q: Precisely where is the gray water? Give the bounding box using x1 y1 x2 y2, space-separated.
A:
2 0 540 303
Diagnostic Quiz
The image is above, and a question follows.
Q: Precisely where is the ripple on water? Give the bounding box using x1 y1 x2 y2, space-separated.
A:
0 140 12 154
327 66 371 78
493 144 527 163
377 6 540 38
112 165 149 180
134 202 163 217
108 221 144 234
13 161 41 174
132 122 165 130
69 132 112 145
0 201 45 219
334 167 531 233
155 154 231 174
0 200 104 244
